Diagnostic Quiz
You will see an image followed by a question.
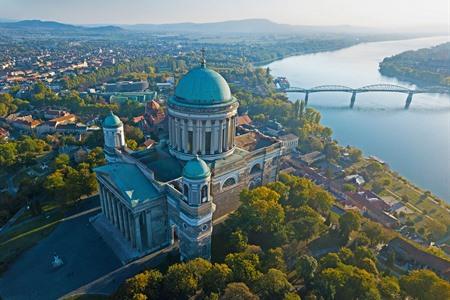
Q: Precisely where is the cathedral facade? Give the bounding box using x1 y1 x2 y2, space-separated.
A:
93 61 298 262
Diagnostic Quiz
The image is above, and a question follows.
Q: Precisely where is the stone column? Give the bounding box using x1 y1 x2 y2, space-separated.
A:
175 118 181 151
122 204 129 241
118 203 125 236
134 214 143 251
210 120 217 154
111 195 119 227
218 120 223 153
183 119 188 153
145 211 153 248
224 118 229 151
230 116 235 148
201 120 206 155
100 187 106 217
167 116 173 146
187 119 193 154
106 191 113 223
128 212 135 247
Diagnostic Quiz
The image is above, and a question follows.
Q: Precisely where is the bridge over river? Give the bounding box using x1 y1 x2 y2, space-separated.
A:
282 84 450 109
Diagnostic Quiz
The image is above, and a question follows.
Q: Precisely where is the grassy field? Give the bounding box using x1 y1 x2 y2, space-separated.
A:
347 159 450 241
0 200 63 274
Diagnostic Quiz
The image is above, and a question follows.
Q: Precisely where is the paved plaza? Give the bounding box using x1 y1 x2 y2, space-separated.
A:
0 198 121 300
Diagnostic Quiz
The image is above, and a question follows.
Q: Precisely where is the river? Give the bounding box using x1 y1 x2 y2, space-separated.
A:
267 36 450 201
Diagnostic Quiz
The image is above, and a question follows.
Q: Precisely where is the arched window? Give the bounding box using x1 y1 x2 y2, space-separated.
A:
183 184 189 199
250 164 262 174
223 177 236 189
201 185 208 202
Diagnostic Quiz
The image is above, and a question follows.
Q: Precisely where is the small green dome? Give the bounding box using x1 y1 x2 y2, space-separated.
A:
103 111 122 128
174 65 232 105
183 155 211 180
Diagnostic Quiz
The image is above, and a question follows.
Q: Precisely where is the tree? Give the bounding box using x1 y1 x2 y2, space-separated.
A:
163 263 198 299
400 270 450 300
319 253 341 270
0 142 17 167
306 189 334 216
221 282 259 300
342 183 356 192
337 247 354 265
261 248 286 273
256 268 293 300
283 292 301 300
186 258 212 282
127 139 138 150
202 263 232 295
54 153 70 169
339 211 361 240
296 255 317 286
229 230 249 253
357 258 378 275
125 124 144 143
288 206 324 241
378 276 400 300
317 264 380 300
115 269 163 300
266 182 290 203
361 221 388 247
225 252 262 287
238 187 287 247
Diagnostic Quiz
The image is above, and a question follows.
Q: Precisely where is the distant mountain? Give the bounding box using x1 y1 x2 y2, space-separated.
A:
0 19 124 34
124 18 381 34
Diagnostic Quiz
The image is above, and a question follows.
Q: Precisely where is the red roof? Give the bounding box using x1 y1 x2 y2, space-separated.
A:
132 115 145 123
237 115 252 126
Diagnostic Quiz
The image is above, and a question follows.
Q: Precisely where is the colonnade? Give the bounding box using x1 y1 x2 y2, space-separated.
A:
99 186 148 251
168 115 236 156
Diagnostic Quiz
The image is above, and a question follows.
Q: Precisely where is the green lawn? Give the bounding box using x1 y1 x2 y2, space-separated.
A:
348 158 450 241
0 204 63 274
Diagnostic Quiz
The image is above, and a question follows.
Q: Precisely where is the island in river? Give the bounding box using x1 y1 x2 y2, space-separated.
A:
379 42 450 88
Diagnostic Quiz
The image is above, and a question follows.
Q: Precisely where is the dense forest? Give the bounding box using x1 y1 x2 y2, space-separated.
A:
114 175 450 300
379 42 450 87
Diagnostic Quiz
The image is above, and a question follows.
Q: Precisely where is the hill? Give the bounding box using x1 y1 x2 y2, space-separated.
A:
379 42 450 87
0 20 124 36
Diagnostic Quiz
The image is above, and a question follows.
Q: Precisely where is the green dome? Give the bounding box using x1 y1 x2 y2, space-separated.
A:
103 111 122 128
174 65 232 105
183 155 211 180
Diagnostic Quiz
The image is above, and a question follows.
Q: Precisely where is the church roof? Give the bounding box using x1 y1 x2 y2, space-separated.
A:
95 163 161 207
173 64 232 106
183 155 211 180
103 111 122 128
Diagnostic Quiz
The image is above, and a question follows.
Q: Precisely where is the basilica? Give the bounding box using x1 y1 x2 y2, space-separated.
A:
92 59 298 263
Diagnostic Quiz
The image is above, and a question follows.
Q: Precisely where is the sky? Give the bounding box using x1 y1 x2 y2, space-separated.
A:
0 0 448 28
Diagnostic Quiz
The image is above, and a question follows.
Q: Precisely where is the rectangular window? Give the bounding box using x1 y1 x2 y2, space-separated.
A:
205 132 211 154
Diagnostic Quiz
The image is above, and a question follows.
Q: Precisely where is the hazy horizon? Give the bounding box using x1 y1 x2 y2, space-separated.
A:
1 0 448 29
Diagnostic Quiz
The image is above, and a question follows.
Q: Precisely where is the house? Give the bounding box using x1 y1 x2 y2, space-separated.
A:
381 237 450 279
7 114 42 132
278 133 299 153
143 139 156 149
344 174 366 186
345 191 399 228
236 114 252 126
0 127 10 140
299 151 326 166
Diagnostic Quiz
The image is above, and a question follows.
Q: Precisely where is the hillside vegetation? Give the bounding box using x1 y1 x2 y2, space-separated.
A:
379 42 450 87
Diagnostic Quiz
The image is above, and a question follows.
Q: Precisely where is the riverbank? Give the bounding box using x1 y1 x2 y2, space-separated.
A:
267 36 450 201
379 42 450 88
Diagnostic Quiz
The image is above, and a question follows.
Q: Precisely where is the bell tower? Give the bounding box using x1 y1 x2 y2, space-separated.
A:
102 111 125 162
178 155 214 260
